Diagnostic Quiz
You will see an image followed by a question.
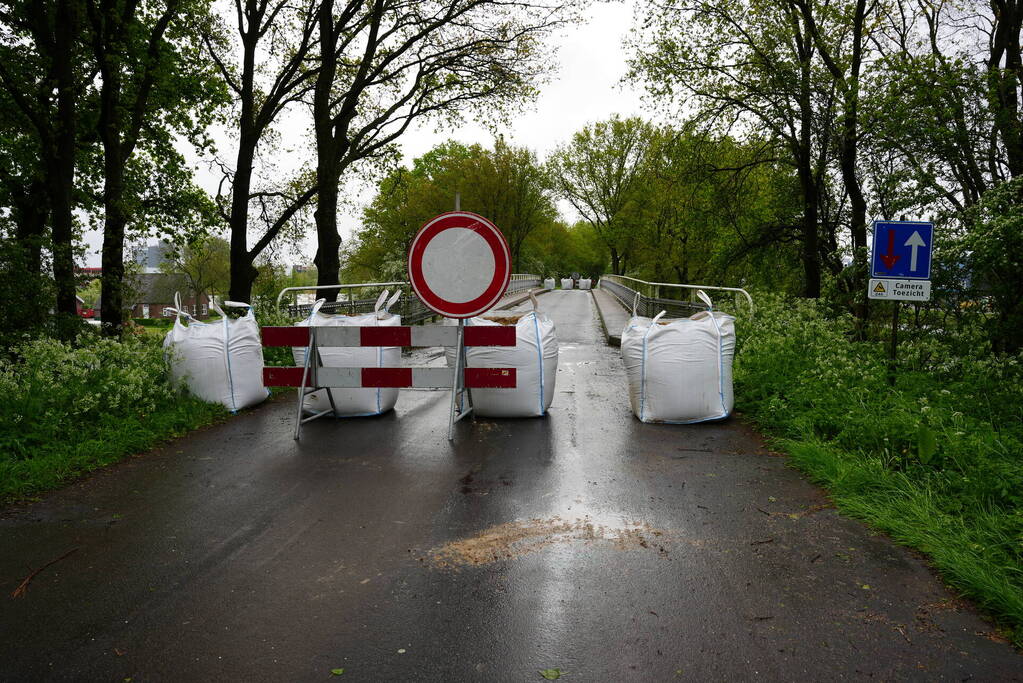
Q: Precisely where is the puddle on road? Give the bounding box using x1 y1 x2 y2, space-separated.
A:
425 516 671 569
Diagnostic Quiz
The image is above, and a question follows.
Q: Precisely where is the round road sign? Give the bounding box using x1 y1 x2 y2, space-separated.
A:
407 211 511 318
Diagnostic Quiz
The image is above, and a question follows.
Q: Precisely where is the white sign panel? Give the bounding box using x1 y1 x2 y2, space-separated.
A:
407 211 511 318
868 278 932 301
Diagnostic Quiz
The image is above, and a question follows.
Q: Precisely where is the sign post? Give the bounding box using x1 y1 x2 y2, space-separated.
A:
868 220 934 384
407 210 511 439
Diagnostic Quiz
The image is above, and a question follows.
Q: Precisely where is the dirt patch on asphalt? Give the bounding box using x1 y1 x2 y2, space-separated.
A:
426 516 670 568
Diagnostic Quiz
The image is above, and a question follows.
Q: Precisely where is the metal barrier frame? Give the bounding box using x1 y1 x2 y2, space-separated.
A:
275 276 543 321
262 323 517 440
598 274 754 317
275 282 406 309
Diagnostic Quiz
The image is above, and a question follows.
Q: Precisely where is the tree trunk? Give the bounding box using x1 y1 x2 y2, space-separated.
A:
795 20 821 299
99 194 128 331
312 0 342 290
841 0 869 327
49 0 81 337
796 166 821 298
609 246 621 275
97 18 126 334
228 141 260 302
227 11 261 303
839 96 869 327
13 179 48 276
313 177 342 288
990 0 1023 178
9 179 49 331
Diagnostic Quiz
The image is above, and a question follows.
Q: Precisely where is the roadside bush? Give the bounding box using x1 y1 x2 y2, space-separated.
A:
734 292 1023 645
253 301 302 368
0 334 225 501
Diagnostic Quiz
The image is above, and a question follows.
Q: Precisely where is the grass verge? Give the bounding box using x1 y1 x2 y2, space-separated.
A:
0 333 229 504
1 402 226 502
735 293 1023 647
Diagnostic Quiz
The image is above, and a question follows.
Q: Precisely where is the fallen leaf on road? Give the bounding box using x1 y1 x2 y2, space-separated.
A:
330 668 345 676
539 668 564 679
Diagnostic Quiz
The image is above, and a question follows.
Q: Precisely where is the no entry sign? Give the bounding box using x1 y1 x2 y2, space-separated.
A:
408 211 511 318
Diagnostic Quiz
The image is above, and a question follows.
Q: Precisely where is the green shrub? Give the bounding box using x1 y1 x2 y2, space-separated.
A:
735 292 1023 645
132 317 173 328
0 334 225 501
253 301 304 368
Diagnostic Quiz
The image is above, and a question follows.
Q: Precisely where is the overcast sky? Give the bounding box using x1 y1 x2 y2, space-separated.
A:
82 1 648 267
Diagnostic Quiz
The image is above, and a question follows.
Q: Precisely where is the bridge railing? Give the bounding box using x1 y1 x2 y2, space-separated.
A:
507 273 541 294
598 274 754 319
275 274 542 323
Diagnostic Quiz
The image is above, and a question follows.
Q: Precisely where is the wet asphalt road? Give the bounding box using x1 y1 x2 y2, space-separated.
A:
1 290 1020 682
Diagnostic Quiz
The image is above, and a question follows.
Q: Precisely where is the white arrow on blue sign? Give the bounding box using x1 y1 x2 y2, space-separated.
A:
870 220 933 280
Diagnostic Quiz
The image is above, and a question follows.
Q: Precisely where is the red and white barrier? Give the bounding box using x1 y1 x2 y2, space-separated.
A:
261 324 517 439
261 325 515 353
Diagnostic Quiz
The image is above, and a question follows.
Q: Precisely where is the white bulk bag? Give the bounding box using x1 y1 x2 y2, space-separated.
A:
446 302 558 417
163 295 268 412
621 290 735 423
579 278 592 290
293 291 401 417
543 278 556 290
561 278 574 290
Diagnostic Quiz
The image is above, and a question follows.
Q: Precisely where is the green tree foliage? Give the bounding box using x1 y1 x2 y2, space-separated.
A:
629 0 1023 350
87 0 227 334
629 0 840 296
77 276 102 308
309 0 578 291
455 138 557 270
548 117 802 290
521 220 607 280
630 126 803 291
344 139 565 281
957 178 1023 353
548 116 652 275
203 0 320 304
0 0 227 339
161 236 231 303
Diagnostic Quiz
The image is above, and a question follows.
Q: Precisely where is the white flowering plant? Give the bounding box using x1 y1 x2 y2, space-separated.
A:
0 333 224 501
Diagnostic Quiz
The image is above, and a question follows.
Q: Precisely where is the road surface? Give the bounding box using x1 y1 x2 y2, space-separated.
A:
1 290 1019 680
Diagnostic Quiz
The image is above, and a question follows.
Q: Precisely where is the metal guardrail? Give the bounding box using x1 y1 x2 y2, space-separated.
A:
598 274 754 319
507 273 541 294
276 275 542 323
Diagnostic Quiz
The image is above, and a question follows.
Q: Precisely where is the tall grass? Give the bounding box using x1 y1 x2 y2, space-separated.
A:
734 293 1023 646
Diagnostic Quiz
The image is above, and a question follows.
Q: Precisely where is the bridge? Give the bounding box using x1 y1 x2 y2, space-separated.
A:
1 281 1018 680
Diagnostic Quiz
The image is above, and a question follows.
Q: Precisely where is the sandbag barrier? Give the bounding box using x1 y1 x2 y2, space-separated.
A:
164 296 269 412
621 290 736 424
291 293 403 418
598 274 754 320
443 299 558 418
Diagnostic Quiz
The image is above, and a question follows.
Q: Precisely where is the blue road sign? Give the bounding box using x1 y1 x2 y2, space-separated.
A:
871 221 933 279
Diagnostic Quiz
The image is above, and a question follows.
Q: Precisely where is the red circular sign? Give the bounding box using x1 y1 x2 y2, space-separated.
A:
407 211 511 318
